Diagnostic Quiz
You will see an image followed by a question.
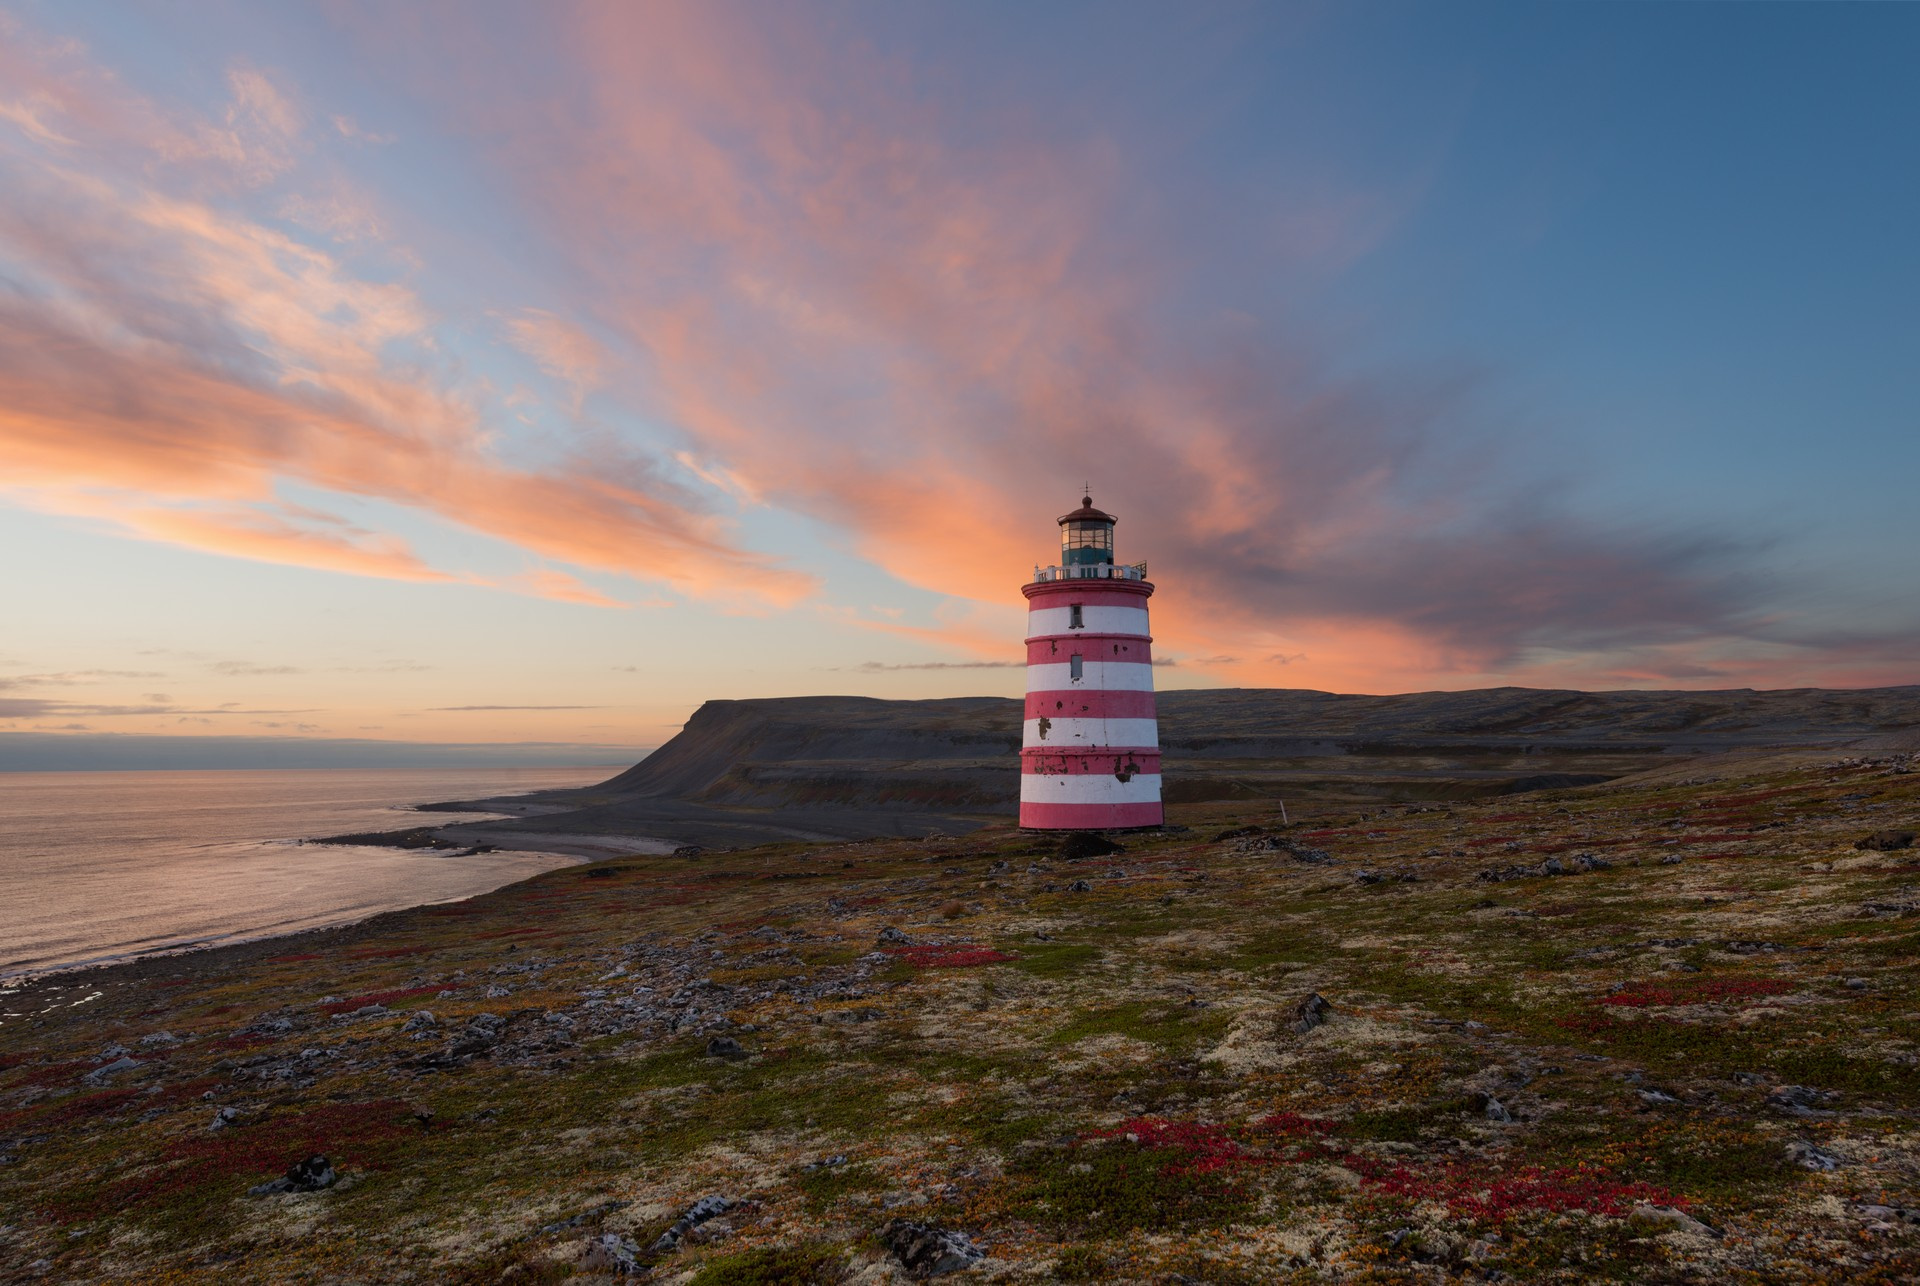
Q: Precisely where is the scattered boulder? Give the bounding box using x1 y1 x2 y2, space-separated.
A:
249 1154 336 1196
1766 1085 1839 1117
882 1218 985 1277
82 1056 142 1086
877 926 912 945
1057 832 1124 860
672 845 706 859
1856 830 1915 851
1627 1204 1719 1238
138 1031 179 1047
1066 879 1093 893
578 1233 640 1273
210 1106 239 1131
705 1036 747 1060
1484 1097 1513 1122
403 1010 437 1032
1290 992 1332 1035
1785 1139 1843 1171
648 1195 734 1252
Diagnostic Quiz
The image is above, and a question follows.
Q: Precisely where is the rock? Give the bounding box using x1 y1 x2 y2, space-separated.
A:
1661 854 1684 865
1290 992 1332 1035
138 1031 179 1046
81 1056 142 1085
684 1219 733 1245
705 1036 747 1060
1354 870 1384 885
877 926 912 945
1766 1085 1838 1117
1636 1088 1681 1106
648 1195 734 1252
403 1010 437 1031
672 844 706 859
578 1233 640 1273
1627 1203 1719 1238
1845 977 1870 990
882 1218 985 1277
1484 1097 1513 1122
1057 832 1124 860
1066 879 1093 892
1785 1139 1843 1171
210 1106 239 1130
803 1154 847 1172
1856 829 1915 851
249 1154 336 1196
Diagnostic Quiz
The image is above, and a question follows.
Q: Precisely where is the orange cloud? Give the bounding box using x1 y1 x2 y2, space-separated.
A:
0 27 814 612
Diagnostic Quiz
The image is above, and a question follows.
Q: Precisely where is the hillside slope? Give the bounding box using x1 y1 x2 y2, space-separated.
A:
423 685 1920 849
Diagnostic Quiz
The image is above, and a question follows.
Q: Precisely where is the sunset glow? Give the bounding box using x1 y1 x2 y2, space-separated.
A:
3 2 1916 749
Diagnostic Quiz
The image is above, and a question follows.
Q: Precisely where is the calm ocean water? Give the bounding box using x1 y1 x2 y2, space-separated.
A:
0 766 621 978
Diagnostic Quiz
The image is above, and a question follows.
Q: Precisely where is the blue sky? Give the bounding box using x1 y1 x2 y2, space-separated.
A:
1 1 1914 749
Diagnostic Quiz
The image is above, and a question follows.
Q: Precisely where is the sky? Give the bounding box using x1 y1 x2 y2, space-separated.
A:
1 0 1916 752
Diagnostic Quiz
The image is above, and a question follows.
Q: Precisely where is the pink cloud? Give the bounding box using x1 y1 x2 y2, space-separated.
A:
0 22 814 611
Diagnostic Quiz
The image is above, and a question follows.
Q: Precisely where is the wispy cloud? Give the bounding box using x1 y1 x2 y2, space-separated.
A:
0 23 814 614
426 704 606 711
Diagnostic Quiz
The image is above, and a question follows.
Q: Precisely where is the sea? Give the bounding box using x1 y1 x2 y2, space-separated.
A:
0 766 622 980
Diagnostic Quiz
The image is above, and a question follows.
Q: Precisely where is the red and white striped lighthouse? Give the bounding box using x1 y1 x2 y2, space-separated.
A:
1019 494 1163 830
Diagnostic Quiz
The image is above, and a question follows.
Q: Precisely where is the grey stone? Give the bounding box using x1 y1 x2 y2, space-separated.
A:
1785 1140 1843 1171
705 1036 747 1059
649 1195 734 1252
249 1154 336 1196
1290 992 1332 1035
81 1056 142 1085
882 1217 985 1276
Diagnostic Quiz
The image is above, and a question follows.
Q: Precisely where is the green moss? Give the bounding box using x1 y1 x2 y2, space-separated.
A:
1013 1140 1256 1235
686 1244 848 1284
1007 942 1102 977
1046 1002 1231 1053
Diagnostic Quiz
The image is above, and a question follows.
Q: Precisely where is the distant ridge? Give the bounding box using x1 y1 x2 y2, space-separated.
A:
428 685 1920 849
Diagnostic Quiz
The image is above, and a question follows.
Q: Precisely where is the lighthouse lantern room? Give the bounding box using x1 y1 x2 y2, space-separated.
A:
1019 494 1163 830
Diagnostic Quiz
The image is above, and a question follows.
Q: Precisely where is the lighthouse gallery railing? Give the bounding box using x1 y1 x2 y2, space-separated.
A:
1030 562 1148 583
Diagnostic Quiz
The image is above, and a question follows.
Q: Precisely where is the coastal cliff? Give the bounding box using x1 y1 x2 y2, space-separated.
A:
426 685 1920 850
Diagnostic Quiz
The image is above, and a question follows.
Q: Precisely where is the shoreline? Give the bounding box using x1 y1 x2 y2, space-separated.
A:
0 845 605 1001
0 833 630 986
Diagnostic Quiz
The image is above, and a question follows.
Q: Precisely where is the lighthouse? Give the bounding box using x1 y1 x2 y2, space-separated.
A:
1019 494 1163 830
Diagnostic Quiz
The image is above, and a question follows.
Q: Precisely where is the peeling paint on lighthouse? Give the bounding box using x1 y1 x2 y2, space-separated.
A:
1018 494 1164 830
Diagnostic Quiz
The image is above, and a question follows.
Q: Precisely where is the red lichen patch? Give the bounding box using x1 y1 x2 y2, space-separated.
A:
1086 1118 1263 1177
472 927 551 940
319 986 442 1015
50 1098 416 1220
885 945 1017 968
4 1057 111 1089
1349 1156 1685 1225
1253 1111 1336 1139
268 952 327 963
1594 978 1794 1009
0 1088 140 1132
1466 836 1523 848
349 945 435 960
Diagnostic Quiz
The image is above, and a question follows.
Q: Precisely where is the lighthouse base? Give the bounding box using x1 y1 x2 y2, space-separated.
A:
1017 800 1164 830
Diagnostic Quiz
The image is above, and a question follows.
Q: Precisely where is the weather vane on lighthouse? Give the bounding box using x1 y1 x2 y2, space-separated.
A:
1018 492 1163 830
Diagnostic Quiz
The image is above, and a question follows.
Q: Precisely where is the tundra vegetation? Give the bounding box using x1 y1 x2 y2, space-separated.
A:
2 754 1918 1283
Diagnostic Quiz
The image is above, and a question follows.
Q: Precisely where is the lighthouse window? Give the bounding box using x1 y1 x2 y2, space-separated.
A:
1068 604 1084 629
1061 523 1112 551
1070 653 1084 681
